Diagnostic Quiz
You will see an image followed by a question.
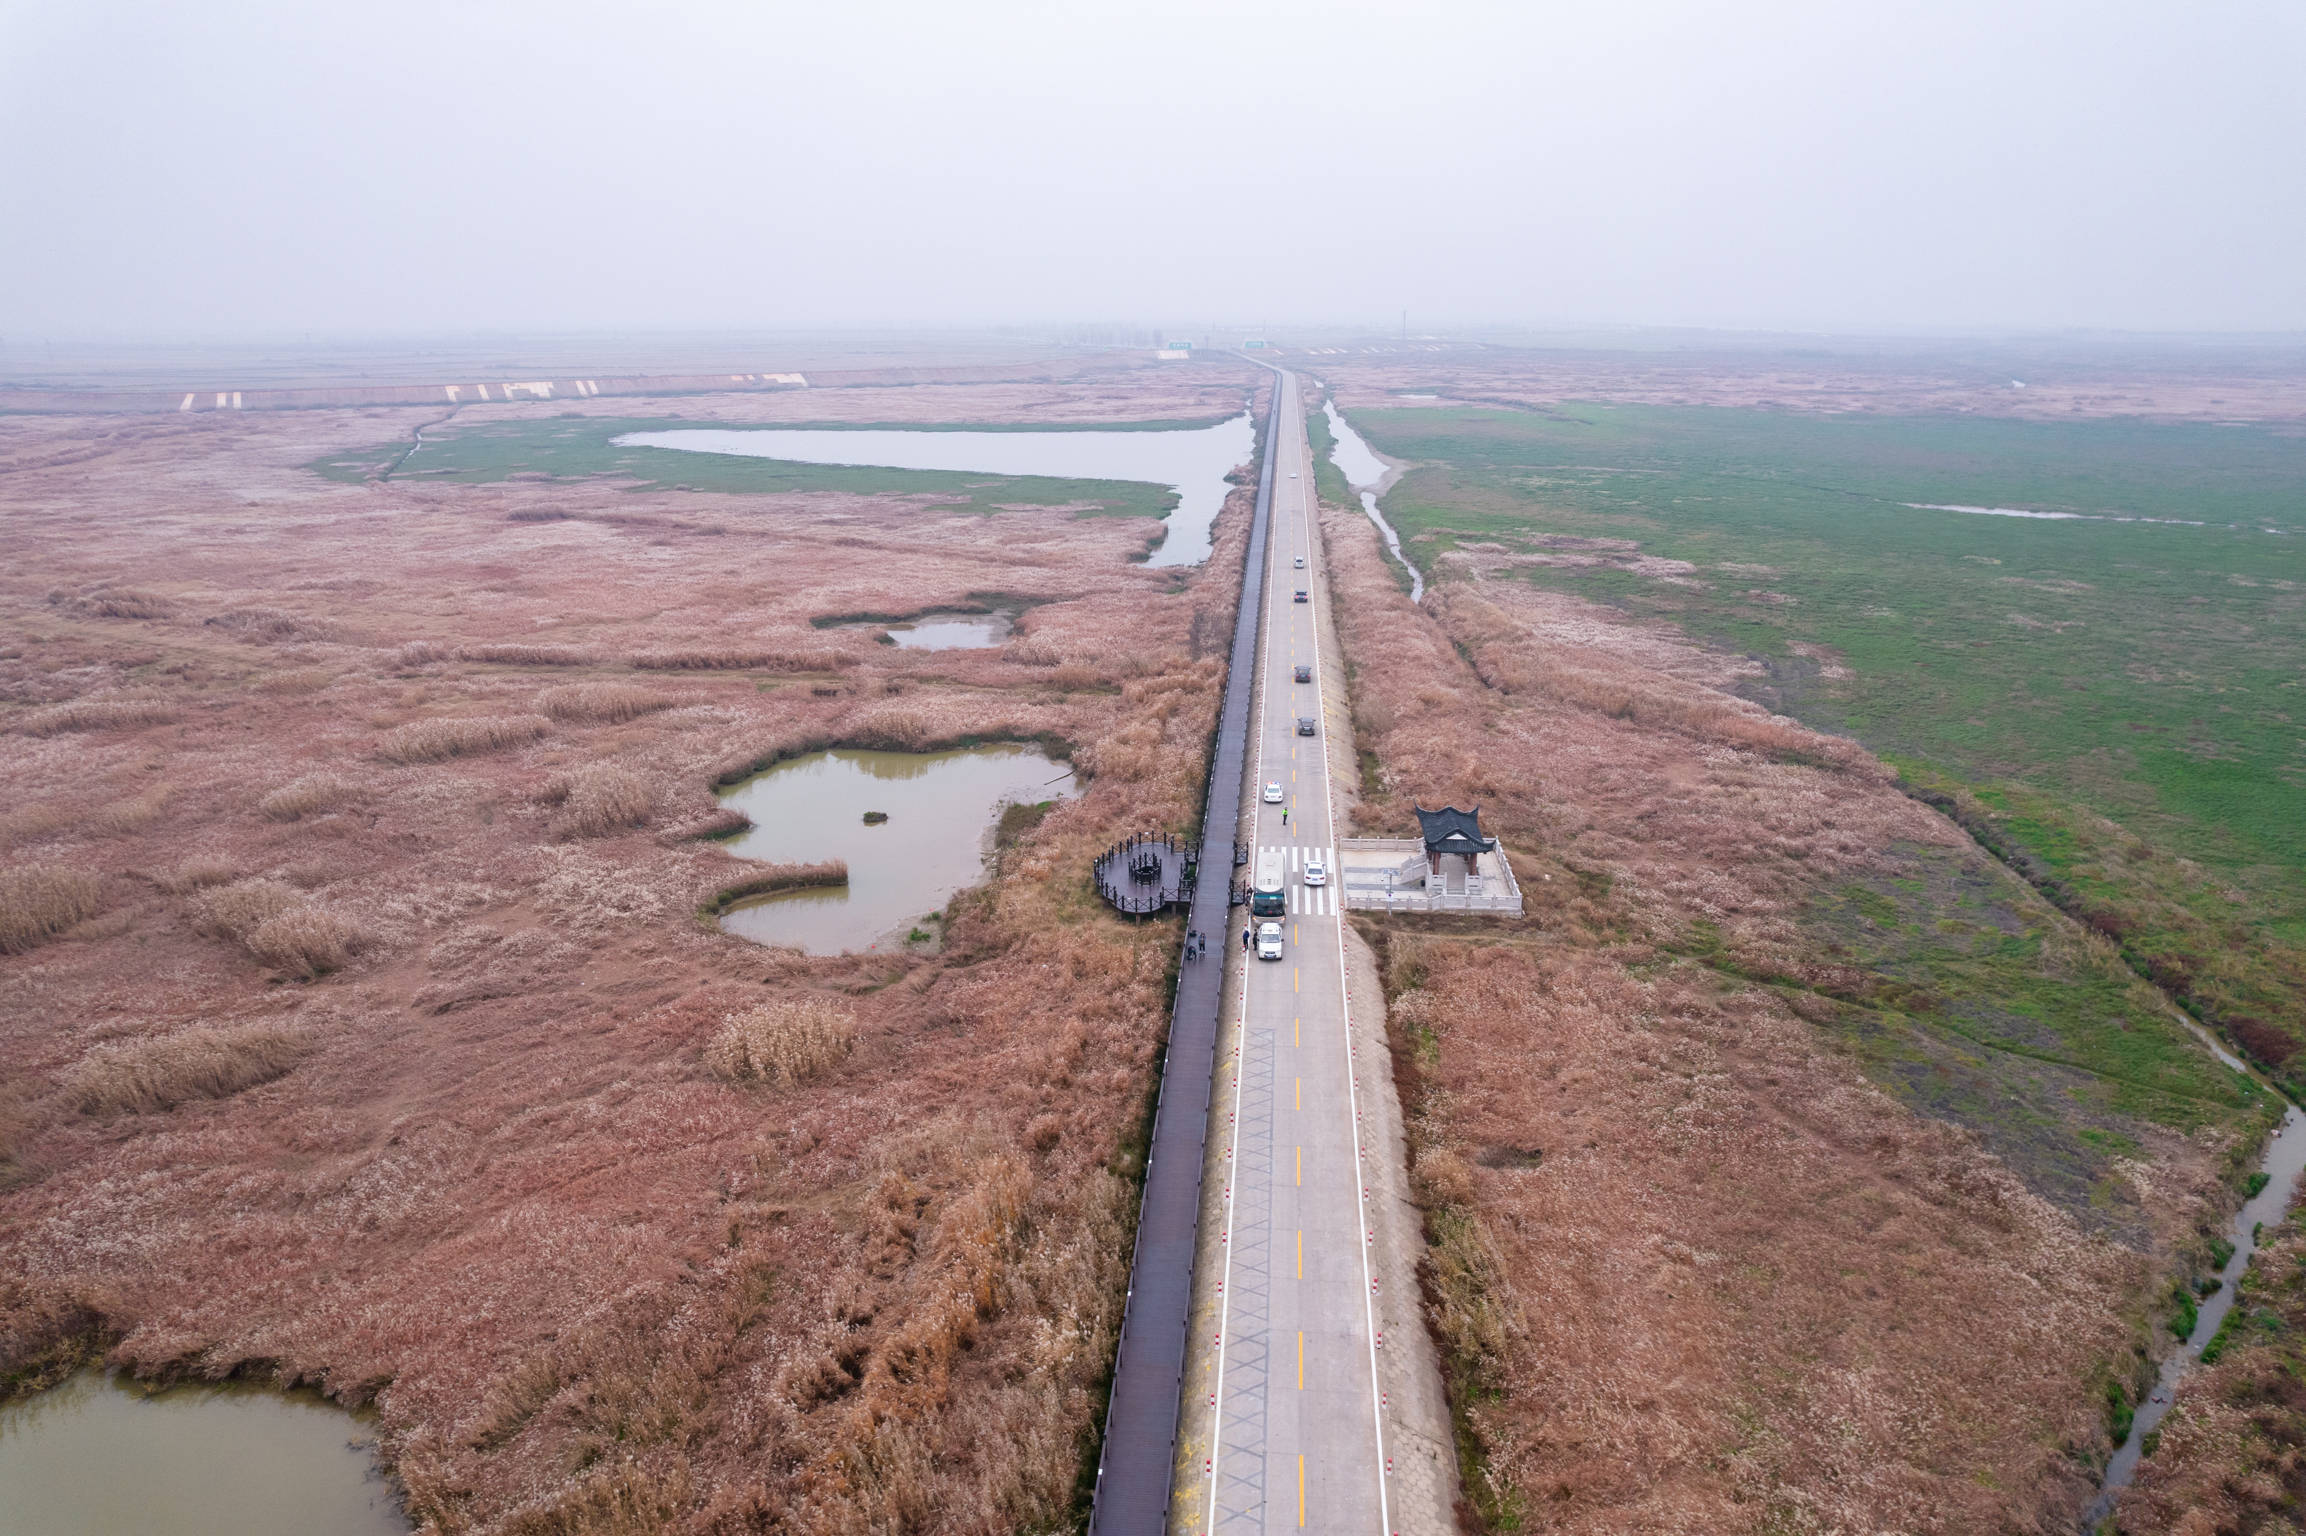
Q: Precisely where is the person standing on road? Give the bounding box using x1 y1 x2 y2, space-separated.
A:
1281 808 1288 828
1241 926 1251 952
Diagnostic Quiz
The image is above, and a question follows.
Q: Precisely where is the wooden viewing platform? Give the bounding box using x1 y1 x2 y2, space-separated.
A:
1092 833 1197 918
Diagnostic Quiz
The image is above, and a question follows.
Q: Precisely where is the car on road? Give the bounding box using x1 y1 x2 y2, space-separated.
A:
1288 472 1299 479
1297 717 1316 736
1294 664 1312 683
1303 856 1327 887
1293 589 1308 603
1293 555 1305 568
1262 780 1283 804
1255 921 1284 960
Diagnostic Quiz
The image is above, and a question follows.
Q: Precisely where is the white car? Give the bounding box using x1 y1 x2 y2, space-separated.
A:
1256 922 1285 960
1288 472 1300 478
1262 780 1283 804
1293 555 1305 568
1303 856 1328 887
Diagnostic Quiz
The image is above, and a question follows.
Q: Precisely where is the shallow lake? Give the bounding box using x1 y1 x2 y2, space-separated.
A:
616 416 1254 566
717 744 1075 953
0 1371 407 1536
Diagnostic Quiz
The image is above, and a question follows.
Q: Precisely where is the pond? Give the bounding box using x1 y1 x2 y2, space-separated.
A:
716 744 1076 954
825 610 1015 650
616 416 1255 566
887 612 1012 650
0 1371 407 1536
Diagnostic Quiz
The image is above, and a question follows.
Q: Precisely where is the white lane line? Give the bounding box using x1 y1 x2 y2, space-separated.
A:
178 393 193 411
1293 371 1392 1536
1211 372 1287 1536
1204 920 1254 1536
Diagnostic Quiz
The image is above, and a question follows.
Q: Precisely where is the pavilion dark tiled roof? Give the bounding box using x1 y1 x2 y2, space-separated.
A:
1414 805 1496 856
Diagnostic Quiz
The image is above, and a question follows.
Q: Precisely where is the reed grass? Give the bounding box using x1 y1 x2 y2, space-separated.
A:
64 1022 316 1115
258 772 363 821
378 714 551 764
546 766 655 838
704 996 857 1087
537 683 674 723
699 860 847 919
192 877 366 978
0 864 105 953
17 699 180 736
459 643 593 666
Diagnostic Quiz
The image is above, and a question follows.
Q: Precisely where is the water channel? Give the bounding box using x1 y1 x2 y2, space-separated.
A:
1319 400 1422 601
2083 1097 2306 1525
716 744 1075 954
618 415 1255 567
0 1371 407 1536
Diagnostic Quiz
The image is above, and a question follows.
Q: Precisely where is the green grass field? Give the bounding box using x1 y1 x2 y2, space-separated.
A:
311 415 1182 524
1351 400 2306 1081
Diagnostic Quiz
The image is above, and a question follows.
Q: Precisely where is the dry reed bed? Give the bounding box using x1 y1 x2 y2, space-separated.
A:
0 377 1256 1535
1321 496 2234 1532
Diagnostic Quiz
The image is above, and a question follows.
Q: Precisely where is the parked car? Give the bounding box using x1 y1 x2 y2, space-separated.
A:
1297 717 1316 736
1303 856 1328 887
1256 921 1284 960
1293 589 1308 603
1294 664 1312 683
1263 780 1284 804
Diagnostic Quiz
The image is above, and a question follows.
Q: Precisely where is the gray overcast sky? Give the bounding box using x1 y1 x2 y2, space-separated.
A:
4 0 2301 337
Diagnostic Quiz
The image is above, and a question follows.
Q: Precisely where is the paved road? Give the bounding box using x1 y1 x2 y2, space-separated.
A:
1090 369 1279 1536
1205 369 1389 1536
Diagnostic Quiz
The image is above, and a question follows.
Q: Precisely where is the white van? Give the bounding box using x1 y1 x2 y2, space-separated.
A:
1256 922 1284 960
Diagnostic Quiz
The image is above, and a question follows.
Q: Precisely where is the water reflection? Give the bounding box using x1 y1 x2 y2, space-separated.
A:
617 415 1254 566
718 745 1076 953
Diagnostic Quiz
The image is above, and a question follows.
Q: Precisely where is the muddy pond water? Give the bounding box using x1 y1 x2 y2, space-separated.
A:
717 745 1075 954
0 1371 407 1536
827 610 1014 650
616 415 1254 566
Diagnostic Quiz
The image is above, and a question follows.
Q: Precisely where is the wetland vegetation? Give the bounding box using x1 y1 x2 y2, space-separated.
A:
1349 401 2306 1088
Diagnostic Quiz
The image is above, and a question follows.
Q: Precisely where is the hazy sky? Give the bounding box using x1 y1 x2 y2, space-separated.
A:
5 0 2301 336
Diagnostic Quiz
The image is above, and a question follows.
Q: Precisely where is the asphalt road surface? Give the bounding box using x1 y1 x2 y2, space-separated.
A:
1207 369 1389 1536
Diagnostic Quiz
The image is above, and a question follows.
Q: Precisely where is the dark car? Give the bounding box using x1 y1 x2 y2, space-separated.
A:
1293 589 1308 604
1296 716 1317 736
1294 664 1312 683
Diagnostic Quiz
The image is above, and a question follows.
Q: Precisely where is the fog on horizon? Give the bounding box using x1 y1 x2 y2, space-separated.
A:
3 0 2301 340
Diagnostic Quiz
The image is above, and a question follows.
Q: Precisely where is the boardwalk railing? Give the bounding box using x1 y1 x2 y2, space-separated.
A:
1088 368 1280 1536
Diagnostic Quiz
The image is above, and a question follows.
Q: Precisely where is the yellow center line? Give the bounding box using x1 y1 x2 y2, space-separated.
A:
1294 1015 1300 1047
1298 1455 1306 1528
1297 1329 1305 1389
1295 1146 1301 1186
1294 1076 1301 1111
